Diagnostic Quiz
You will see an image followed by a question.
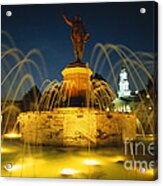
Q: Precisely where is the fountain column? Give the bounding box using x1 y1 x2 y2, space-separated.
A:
61 62 92 107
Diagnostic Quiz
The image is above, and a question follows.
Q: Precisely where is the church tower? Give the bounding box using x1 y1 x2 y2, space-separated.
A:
118 66 131 98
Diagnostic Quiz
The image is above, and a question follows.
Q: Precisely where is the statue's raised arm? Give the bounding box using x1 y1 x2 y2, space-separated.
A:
61 11 73 27
62 11 89 62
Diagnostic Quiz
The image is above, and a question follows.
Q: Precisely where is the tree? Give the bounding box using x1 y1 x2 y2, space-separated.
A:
22 86 42 111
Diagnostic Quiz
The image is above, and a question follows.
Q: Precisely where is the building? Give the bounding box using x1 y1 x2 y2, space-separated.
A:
113 66 136 113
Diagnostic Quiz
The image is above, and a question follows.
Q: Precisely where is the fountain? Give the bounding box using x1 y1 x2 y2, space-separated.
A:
14 15 137 147
1 14 156 179
1 31 156 144
17 58 137 146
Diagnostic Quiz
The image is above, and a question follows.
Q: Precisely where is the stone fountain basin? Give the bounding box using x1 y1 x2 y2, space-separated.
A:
18 107 137 147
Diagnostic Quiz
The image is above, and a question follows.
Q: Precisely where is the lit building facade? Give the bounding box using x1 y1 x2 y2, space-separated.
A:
113 66 134 113
118 67 131 98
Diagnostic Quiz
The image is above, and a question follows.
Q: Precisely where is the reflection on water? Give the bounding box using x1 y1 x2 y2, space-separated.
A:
1 139 156 180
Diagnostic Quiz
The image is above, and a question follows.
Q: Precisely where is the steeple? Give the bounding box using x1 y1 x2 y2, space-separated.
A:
118 66 131 98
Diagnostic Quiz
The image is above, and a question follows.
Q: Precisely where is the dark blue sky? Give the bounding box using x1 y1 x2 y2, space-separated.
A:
2 1 156 85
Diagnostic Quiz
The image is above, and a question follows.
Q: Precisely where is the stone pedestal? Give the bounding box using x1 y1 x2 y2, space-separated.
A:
61 62 92 98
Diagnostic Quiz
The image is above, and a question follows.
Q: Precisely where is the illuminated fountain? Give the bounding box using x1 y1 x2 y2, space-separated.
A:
17 56 137 146
1 30 156 180
1 29 156 147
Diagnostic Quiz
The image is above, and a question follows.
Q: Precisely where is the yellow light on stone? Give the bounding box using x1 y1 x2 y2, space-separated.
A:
60 168 78 176
3 133 22 139
61 65 92 97
83 159 100 166
1 147 16 154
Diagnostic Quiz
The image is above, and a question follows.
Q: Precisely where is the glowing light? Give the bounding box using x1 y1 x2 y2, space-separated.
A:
148 106 152 110
83 159 100 166
60 168 78 176
146 94 150 99
1 147 16 154
135 90 139 94
4 164 22 172
3 133 22 139
1 115 2 123
145 168 154 176
106 107 110 112
62 66 92 77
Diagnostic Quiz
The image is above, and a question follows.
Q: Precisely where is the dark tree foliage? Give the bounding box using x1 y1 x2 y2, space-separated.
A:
22 86 42 111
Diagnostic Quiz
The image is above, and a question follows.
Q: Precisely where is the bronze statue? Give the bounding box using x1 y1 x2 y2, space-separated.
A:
62 11 89 62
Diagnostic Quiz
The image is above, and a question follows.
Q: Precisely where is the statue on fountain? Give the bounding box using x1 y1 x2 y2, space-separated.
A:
62 10 89 62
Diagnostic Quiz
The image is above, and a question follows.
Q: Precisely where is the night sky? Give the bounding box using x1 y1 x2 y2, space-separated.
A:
1 1 156 91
